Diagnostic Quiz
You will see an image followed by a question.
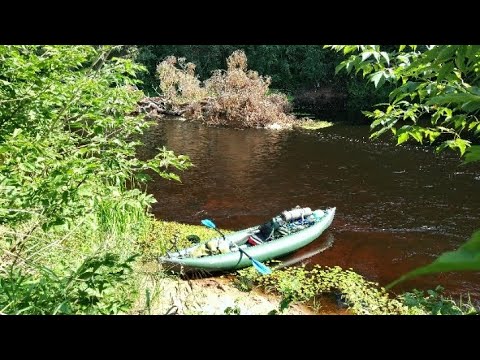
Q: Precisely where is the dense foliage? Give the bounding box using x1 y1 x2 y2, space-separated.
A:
0 45 191 314
328 45 480 156
2 45 477 314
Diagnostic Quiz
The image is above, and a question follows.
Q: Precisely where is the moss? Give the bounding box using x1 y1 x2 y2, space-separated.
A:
139 219 232 261
295 118 334 130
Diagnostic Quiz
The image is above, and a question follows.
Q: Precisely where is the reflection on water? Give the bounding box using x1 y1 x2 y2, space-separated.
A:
141 120 480 301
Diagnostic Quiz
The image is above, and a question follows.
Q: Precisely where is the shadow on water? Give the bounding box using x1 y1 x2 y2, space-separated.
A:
140 119 480 302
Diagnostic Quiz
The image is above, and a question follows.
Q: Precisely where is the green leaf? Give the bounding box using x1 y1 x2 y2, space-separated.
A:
387 230 480 289
467 86 480 96
361 52 373 61
425 129 440 143
343 45 357 55
463 145 480 164
437 61 454 82
455 46 467 73
449 115 467 130
11 128 23 138
369 71 385 88
410 129 423 143
427 92 480 106
397 132 409 144
452 138 470 156
468 121 479 130
380 52 390 65
436 46 456 63
335 62 346 75
461 100 480 113
345 61 354 74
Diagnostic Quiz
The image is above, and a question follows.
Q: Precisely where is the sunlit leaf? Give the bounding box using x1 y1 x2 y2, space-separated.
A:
380 52 390 65
361 52 373 61
369 71 385 88
397 132 409 144
427 92 480 106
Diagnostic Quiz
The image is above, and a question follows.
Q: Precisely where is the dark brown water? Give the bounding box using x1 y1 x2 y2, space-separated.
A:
142 120 480 301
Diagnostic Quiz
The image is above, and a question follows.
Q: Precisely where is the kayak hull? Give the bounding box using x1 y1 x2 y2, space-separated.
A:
159 207 335 273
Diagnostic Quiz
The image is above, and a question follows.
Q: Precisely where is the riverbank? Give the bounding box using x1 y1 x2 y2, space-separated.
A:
131 220 312 315
131 270 318 315
134 220 478 315
134 220 387 315
138 107 334 131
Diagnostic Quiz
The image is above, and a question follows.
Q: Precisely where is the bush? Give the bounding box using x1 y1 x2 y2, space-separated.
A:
156 56 207 104
236 265 479 315
0 253 137 315
399 286 477 315
0 45 192 314
156 50 296 129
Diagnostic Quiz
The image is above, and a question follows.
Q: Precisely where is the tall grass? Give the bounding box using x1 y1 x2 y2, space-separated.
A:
0 191 155 314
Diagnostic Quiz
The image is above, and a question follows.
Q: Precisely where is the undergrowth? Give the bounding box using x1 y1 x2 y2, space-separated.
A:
236 264 477 315
0 46 191 315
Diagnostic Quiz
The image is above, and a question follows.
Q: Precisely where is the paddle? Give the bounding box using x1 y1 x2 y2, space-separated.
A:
201 219 272 275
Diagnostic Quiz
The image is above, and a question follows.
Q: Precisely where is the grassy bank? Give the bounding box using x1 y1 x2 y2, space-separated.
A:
2 214 476 315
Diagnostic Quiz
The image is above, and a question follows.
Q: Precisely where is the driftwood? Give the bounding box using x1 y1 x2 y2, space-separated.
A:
136 96 187 119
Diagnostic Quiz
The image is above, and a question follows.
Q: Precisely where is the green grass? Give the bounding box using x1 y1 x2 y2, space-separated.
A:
0 201 234 315
140 220 232 261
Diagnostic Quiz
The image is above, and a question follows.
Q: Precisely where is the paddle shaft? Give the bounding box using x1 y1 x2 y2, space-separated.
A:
212 227 226 241
236 245 254 260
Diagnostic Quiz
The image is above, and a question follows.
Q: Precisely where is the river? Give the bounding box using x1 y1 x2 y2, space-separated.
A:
141 119 480 301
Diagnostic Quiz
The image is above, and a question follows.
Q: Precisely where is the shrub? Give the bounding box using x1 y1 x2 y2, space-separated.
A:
237 265 479 315
156 50 296 129
156 56 207 104
0 45 192 314
399 286 477 315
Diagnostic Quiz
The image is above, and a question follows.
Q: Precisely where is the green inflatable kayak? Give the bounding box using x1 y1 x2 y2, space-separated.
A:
159 206 336 273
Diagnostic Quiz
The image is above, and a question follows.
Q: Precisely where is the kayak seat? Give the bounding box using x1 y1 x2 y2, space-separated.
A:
247 233 264 246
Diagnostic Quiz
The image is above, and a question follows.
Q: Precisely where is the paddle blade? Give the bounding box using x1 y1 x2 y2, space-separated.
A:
251 259 272 275
201 219 216 229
